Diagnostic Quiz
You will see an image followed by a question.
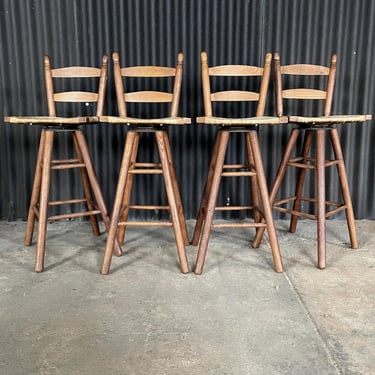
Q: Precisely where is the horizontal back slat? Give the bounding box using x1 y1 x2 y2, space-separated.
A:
211 90 259 101
54 91 99 102
281 64 330 75
51 66 102 78
121 66 176 77
209 65 263 76
124 91 173 102
282 88 327 99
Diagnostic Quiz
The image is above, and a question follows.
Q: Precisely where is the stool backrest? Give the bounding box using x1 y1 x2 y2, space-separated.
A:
200 51 272 118
44 55 109 117
274 52 336 116
112 52 184 118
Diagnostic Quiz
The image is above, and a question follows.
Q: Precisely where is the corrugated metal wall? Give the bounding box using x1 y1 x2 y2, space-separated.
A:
1 0 374 221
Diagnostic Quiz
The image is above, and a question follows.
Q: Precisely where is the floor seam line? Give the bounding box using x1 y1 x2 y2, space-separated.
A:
283 270 343 375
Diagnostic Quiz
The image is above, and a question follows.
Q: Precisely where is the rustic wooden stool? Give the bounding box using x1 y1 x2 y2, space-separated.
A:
100 52 190 275
192 51 286 275
255 52 372 269
4 55 121 272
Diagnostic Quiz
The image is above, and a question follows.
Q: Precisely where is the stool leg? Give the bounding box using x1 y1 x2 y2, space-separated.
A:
316 129 326 269
25 130 46 246
35 130 54 272
248 131 283 273
245 132 261 236
289 130 313 233
162 131 190 246
192 132 221 246
330 128 358 248
74 131 122 258
73 131 100 237
117 132 140 245
156 131 189 274
253 128 300 248
101 131 137 275
194 131 229 275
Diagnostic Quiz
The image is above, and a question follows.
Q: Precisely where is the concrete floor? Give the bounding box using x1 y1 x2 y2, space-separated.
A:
0 219 374 375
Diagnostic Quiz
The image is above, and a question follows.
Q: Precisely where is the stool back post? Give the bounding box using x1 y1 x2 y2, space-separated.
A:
200 51 213 117
112 52 127 117
274 52 283 117
257 52 272 117
324 54 337 116
96 55 109 117
170 53 184 117
44 55 56 116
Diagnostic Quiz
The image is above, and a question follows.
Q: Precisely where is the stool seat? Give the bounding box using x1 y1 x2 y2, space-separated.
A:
4 116 98 125
288 114 372 126
196 115 288 126
100 115 190 125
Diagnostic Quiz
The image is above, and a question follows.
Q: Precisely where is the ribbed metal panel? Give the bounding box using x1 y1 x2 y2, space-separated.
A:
1 0 374 221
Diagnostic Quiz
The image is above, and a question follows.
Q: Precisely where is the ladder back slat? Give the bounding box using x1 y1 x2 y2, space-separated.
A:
209 65 263 76
211 90 259 102
124 91 173 102
282 88 327 99
54 91 99 102
51 66 102 78
281 64 330 75
121 66 176 77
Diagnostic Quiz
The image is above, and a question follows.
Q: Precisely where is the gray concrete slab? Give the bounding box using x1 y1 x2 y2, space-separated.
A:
0 219 374 374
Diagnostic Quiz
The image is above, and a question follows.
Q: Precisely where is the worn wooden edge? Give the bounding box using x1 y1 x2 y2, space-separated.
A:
99 116 191 125
196 116 288 126
3 116 99 125
288 114 372 125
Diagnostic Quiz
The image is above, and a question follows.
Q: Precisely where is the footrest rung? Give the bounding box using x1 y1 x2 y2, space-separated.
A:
212 222 267 229
117 221 173 227
48 210 101 221
128 205 170 210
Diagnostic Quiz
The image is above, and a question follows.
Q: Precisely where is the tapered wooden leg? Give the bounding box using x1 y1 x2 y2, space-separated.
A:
245 132 261 236
330 128 358 248
289 130 313 233
35 130 54 272
73 131 100 237
316 129 326 269
253 128 300 247
74 131 122 258
194 131 229 275
162 131 190 246
25 130 46 246
249 131 283 272
156 131 189 273
192 132 221 246
101 131 138 275
117 132 140 245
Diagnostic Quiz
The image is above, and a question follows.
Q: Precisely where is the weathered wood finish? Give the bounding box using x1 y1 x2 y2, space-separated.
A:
7 55 122 272
100 115 190 125
192 51 284 275
100 52 190 275
260 52 371 269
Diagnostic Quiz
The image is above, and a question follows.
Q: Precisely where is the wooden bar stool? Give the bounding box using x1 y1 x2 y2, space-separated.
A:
4 55 121 272
256 52 372 269
100 52 190 275
192 51 286 275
